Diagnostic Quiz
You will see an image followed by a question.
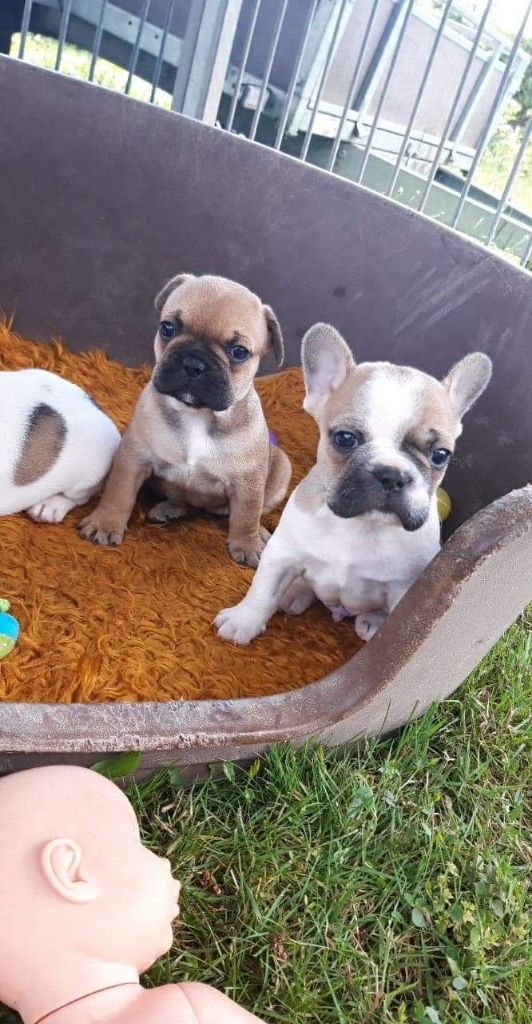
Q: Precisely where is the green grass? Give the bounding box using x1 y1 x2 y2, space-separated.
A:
475 116 532 215
128 612 529 1024
0 614 529 1024
10 32 172 108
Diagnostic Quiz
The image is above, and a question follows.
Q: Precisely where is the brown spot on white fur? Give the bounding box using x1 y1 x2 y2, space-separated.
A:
14 403 67 486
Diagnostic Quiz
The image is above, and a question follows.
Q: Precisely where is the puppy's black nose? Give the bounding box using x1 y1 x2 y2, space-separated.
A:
373 465 412 492
181 354 206 378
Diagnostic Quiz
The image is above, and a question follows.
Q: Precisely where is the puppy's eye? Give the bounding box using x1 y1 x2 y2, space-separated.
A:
229 343 250 362
160 321 177 340
332 431 360 450
431 447 451 468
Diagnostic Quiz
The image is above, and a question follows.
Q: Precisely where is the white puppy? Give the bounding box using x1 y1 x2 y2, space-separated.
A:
215 323 492 645
0 369 120 522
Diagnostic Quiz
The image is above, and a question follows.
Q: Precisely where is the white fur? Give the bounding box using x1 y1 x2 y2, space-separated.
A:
215 483 440 645
356 370 431 523
217 329 489 646
359 371 417 440
0 369 121 521
167 402 217 469
215 363 442 645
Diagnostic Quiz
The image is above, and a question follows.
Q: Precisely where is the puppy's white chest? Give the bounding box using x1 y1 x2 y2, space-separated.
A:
286 501 439 613
180 416 214 468
154 409 217 482
302 518 388 610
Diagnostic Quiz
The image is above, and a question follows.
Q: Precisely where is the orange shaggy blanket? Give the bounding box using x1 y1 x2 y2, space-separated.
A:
0 324 362 703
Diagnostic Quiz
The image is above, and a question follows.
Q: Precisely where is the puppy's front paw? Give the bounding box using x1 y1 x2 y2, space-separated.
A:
214 604 266 645
228 526 270 568
355 610 387 642
78 509 126 547
27 494 75 524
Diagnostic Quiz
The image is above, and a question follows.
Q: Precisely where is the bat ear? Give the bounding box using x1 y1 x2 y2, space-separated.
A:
263 305 284 367
442 352 492 419
154 274 194 314
301 323 355 416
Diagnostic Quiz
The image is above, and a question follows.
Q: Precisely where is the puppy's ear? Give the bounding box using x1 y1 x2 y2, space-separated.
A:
442 352 492 419
263 305 284 367
302 323 355 416
154 273 194 314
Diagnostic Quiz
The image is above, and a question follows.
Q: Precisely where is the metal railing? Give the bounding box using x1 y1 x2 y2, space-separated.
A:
7 0 532 268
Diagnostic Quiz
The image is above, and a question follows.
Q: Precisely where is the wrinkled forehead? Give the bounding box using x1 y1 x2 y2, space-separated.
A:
331 364 456 440
164 281 264 341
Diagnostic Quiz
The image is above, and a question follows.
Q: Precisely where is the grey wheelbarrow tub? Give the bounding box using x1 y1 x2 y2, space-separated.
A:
0 57 530 778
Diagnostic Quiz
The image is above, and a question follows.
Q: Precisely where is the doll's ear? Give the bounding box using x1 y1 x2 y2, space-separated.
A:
41 838 99 904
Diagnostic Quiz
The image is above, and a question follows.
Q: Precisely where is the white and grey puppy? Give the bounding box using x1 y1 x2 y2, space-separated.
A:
0 369 120 522
215 323 492 645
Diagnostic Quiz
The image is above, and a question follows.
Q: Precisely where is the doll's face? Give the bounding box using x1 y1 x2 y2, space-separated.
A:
90 792 181 972
0 767 182 984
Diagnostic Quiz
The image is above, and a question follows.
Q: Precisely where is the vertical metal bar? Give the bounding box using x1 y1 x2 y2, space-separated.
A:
55 0 74 72
300 0 351 162
386 0 454 198
288 0 352 134
18 0 34 59
520 231 532 269
354 0 406 119
173 0 243 123
249 0 289 142
451 0 532 230
274 0 320 149
474 46 530 154
150 0 175 102
226 0 262 133
89 0 108 83
126 0 151 95
418 0 495 215
485 117 532 247
327 0 380 171
355 0 416 185
450 40 501 148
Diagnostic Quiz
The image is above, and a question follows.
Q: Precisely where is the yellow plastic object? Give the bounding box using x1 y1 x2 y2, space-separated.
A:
437 487 452 522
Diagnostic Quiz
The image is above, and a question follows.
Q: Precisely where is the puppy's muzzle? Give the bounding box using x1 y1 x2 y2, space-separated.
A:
328 460 428 531
372 465 412 493
153 340 233 411
181 353 208 379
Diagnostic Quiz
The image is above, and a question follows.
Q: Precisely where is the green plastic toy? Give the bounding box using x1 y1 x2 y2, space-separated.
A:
0 599 19 660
